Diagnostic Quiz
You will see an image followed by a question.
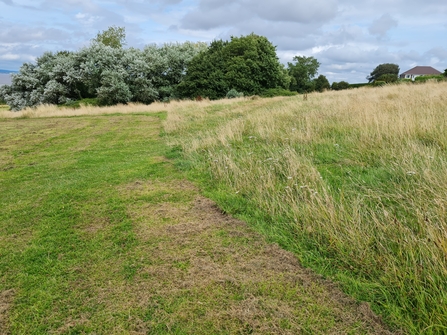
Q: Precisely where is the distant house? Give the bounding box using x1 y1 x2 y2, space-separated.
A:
399 66 441 80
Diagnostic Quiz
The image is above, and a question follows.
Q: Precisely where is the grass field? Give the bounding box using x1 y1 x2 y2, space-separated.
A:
165 81 447 334
0 108 394 333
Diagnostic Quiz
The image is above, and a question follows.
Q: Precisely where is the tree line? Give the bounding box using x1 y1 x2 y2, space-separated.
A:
4 27 444 111
0 27 335 111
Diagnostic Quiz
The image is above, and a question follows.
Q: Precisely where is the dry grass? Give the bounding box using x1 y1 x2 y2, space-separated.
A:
0 290 14 335
105 179 395 334
165 81 447 334
0 98 246 119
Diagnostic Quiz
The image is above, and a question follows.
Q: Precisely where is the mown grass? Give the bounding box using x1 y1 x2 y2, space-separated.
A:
0 113 173 333
0 106 392 334
165 81 447 334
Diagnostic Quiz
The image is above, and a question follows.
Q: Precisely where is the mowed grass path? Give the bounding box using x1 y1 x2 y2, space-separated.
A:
0 112 393 334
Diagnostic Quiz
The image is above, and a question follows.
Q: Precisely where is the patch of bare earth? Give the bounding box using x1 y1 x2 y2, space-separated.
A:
0 289 14 335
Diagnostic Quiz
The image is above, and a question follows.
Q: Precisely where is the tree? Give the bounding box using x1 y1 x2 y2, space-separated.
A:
176 40 228 100
0 33 206 110
92 26 126 49
331 81 349 91
367 63 399 83
314 75 330 92
96 70 132 105
177 34 289 99
443 69 447 77
377 73 398 83
288 56 320 93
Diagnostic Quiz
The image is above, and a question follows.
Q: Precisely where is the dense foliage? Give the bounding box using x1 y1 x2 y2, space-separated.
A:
414 74 445 83
1 27 337 110
288 56 321 93
377 73 398 83
93 26 126 49
260 88 298 97
314 74 331 92
0 28 207 110
367 63 399 83
331 81 350 90
177 34 290 99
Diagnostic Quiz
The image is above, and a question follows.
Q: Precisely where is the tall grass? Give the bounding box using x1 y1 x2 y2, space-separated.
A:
165 82 447 334
0 98 245 119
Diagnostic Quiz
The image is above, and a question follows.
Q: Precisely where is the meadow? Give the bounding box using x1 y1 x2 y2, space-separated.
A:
0 102 392 334
0 81 446 334
165 81 447 334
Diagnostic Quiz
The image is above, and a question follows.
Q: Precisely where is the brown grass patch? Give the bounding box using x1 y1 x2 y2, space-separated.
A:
104 179 398 334
50 177 398 334
0 289 14 335
56 176 398 333
0 98 246 119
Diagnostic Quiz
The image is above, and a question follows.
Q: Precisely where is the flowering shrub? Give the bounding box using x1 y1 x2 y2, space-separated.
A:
0 38 207 111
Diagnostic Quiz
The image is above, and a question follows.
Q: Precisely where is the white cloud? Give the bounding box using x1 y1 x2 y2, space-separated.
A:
0 53 21 60
75 12 102 26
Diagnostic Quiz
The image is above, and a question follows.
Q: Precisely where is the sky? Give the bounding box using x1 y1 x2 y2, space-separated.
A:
0 0 446 84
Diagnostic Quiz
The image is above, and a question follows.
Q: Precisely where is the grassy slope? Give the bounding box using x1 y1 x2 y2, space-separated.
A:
165 82 447 334
0 111 392 334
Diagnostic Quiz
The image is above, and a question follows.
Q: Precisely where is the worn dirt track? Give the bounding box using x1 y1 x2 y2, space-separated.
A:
113 179 399 334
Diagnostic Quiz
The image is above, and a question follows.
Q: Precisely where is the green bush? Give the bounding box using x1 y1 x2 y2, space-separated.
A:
226 89 244 99
260 88 297 98
372 80 386 87
377 73 398 83
348 83 370 89
331 81 350 90
414 75 445 83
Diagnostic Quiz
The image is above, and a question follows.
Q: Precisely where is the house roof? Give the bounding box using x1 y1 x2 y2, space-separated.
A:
400 66 441 75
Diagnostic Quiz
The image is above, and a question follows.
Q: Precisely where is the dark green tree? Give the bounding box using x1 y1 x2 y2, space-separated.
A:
331 81 349 91
443 69 447 77
177 34 289 99
377 73 398 83
92 26 126 48
367 63 399 83
314 75 330 92
337 81 350 90
176 40 228 100
288 56 320 93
